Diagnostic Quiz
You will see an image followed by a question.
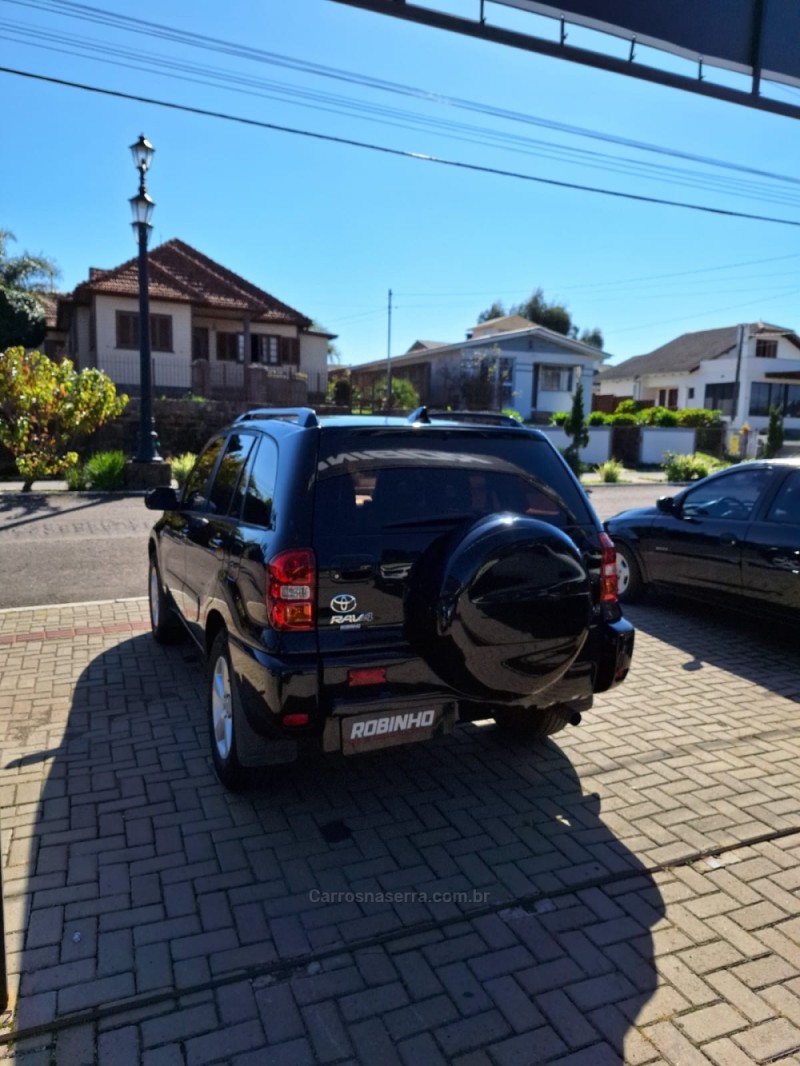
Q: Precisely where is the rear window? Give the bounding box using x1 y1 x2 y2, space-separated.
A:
313 429 595 534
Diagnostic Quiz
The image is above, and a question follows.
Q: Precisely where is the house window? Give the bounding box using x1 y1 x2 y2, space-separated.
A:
704 382 735 416
657 388 678 408
192 326 209 362
755 339 778 359
687 388 695 400
217 331 243 362
539 366 573 392
251 335 280 365
752 384 800 418
250 334 300 366
116 311 173 351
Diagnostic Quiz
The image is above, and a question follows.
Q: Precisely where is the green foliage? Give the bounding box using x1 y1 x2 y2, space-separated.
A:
501 408 523 423
168 451 198 489
675 407 722 427
375 374 419 411
550 410 569 426
595 459 623 483
66 450 126 491
638 405 679 427
608 411 638 425
764 405 784 458
0 347 127 491
562 381 589 475
477 300 506 323
0 230 60 350
477 286 604 346
0 288 46 350
327 377 351 405
587 411 610 425
613 399 640 416
662 451 727 482
578 327 604 349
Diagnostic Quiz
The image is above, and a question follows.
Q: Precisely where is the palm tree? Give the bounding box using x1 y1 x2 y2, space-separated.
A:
0 230 60 292
0 230 60 350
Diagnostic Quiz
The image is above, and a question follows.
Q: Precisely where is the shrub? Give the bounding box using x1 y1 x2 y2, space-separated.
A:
764 405 784 458
675 407 723 427
66 450 126 491
587 411 610 425
662 451 727 482
550 411 569 426
85 450 126 490
501 408 524 423
65 463 91 490
595 459 623 482
638 405 679 427
613 399 640 416
169 451 197 489
608 411 638 425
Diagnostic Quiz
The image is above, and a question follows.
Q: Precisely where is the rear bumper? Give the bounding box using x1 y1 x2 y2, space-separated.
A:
586 615 635 693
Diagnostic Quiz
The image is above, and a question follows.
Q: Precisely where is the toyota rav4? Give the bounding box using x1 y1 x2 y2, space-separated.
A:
145 407 634 789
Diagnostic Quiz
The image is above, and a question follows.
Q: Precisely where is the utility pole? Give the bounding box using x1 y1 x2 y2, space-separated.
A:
386 288 392 412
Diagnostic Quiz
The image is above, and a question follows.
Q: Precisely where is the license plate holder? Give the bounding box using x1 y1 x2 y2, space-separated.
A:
341 705 451 755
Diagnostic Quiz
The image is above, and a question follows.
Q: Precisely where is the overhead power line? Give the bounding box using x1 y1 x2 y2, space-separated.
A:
5 0 800 190
3 16 800 208
3 65 800 230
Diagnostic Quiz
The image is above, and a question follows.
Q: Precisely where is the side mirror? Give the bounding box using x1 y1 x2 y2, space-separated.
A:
145 486 180 511
656 495 677 515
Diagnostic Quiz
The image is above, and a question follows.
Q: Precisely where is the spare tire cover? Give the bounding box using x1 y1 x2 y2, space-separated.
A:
405 513 591 701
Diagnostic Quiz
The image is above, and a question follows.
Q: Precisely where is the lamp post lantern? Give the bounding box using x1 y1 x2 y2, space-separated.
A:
129 134 161 462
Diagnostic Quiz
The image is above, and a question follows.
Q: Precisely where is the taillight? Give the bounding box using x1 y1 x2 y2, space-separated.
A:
598 532 618 604
267 549 315 631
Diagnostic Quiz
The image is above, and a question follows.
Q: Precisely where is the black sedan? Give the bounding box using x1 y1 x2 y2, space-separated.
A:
604 459 800 619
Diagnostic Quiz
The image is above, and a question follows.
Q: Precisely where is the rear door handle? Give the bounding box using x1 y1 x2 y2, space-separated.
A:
719 534 739 546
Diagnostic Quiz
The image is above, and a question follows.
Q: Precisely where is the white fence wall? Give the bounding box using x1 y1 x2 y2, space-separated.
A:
538 427 611 465
639 427 696 465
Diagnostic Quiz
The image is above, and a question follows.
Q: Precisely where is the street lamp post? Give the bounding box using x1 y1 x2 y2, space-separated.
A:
129 134 161 463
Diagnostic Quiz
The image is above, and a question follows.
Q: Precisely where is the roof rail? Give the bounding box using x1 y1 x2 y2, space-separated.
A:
235 407 319 428
427 410 523 427
407 406 431 424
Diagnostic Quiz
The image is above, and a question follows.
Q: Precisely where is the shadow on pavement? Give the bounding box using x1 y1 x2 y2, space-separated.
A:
0 494 109 533
623 596 800 700
8 632 665 1061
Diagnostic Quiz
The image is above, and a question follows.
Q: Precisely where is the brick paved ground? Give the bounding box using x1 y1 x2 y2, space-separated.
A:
0 597 799 1064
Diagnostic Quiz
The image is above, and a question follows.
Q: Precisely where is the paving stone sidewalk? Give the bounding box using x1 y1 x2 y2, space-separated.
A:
0 597 799 1064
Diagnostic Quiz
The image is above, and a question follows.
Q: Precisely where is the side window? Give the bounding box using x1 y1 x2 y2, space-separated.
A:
183 438 225 511
240 437 278 527
207 434 254 517
682 467 773 520
766 470 800 525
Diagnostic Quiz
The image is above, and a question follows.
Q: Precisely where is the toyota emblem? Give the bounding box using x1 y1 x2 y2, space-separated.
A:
331 594 357 614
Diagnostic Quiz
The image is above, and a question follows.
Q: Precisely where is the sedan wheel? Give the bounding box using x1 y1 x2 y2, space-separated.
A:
614 542 644 604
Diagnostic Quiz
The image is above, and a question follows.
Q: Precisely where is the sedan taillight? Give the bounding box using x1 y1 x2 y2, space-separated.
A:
266 549 315 631
598 533 618 603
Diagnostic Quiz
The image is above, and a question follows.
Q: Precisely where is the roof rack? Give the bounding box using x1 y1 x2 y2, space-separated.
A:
235 407 318 427
426 409 523 427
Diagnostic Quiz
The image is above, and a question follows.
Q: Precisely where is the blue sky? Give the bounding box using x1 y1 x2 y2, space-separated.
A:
2 0 800 366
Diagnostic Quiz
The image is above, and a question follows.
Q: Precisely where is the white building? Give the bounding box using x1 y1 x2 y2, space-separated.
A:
596 323 800 430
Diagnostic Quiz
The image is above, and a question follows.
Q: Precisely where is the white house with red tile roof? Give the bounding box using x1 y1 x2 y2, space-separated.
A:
57 239 333 402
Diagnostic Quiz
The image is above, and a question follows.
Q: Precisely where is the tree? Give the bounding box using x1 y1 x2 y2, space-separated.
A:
764 404 784 459
375 375 419 411
477 300 506 323
563 381 589 475
0 230 61 350
477 286 605 348
0 347 128 491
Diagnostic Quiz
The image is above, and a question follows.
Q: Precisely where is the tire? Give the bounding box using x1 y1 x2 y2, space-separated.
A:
405 514 591 702
615 542 645 604
148 556 185 644
492 706 569 737
207 630 248 791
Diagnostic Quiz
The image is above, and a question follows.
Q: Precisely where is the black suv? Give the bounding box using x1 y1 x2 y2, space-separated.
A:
146 407 634 789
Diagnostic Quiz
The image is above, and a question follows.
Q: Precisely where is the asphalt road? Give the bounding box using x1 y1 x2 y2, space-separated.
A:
0 483 669 609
